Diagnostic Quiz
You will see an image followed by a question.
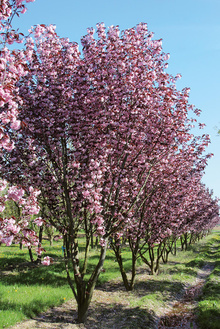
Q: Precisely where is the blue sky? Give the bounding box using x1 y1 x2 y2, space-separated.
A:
14 0 220 198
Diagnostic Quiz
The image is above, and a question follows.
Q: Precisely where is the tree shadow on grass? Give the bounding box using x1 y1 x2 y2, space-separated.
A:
0 254 63 270
169 265 198 276
0 261 68 287
87 303 156 329
200 281 220 300
0 256 30 270
133 279 184 298
197 308 220 329
32 302 156 329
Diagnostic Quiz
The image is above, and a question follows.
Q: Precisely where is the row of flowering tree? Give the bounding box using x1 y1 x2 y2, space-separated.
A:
111 181 219 290
0 4 219 322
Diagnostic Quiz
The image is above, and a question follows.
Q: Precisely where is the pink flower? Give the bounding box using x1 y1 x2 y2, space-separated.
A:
10 120 21 130
1 235 14 246
7 186 24 202
0 180 7 192
33 217 44 226
42 256 52 266
20 7 27 14
0 205 5 212
36 247 45 255
99 238 106 247
82 190 90 198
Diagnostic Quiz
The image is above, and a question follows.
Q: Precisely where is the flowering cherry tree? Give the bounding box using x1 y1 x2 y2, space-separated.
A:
0 22 218 323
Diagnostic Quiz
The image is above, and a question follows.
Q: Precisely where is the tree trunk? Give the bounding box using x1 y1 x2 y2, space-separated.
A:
49 235 53 246
36 225 44 264
75 237 109 323
140 244 163 275
171 239 177 256
181 232 188 251
162 248 169 263
112 241 137 291
28 246 34 263
64 235 109 324
77 299 90 323
90 232 94 249
82 235 90 276
113 244 132 291
64 234 71 258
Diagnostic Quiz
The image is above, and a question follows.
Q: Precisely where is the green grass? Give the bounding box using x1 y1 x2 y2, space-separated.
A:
196 228 220 329
0 284 73 328
116 230 220 321
0 230 220 328
0 239 74 328
0 238 123 328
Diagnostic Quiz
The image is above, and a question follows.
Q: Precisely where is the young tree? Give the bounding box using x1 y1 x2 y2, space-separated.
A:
0 22 215 322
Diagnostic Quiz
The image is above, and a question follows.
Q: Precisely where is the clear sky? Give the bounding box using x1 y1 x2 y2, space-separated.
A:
14 0 220 198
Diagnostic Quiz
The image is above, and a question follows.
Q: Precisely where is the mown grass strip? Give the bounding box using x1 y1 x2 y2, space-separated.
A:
196 228 220 329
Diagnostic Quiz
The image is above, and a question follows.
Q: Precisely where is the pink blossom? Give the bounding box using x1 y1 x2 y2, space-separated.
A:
82 190 90 198
36 247 45 255
1 235 14 246
33 217 44 226
7 186 24 202
0 205 5 212
10 120 21 130
0 179 7 192
42 256 52 266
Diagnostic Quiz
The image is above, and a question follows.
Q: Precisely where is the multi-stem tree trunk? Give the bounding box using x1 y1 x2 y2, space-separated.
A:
180 232 188 251
161 236 177 264
64 234 109 323
139 242 165 275
111 237 138 291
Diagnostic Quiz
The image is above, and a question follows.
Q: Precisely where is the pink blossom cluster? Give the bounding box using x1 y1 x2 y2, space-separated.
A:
42 256 53 266
0 216 38 246
0 180 41 246
0 0 35 153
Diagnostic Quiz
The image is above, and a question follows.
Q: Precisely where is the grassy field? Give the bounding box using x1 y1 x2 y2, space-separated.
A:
196 229 220 329
0 228 219 328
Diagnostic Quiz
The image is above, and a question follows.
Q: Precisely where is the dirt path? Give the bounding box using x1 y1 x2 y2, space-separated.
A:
157 263 215 329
